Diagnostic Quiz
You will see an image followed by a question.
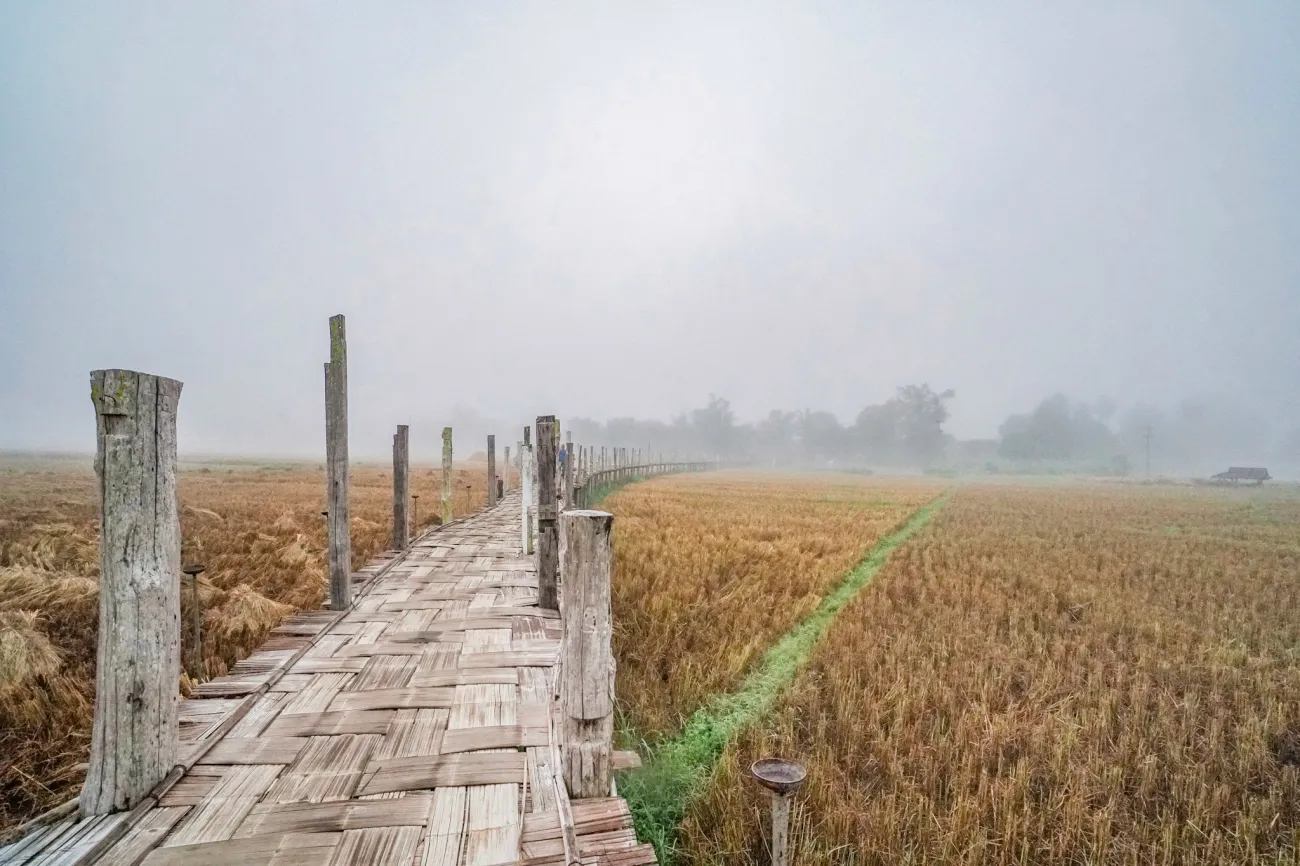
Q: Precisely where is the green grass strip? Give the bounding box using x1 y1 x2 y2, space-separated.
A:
617 495 946 863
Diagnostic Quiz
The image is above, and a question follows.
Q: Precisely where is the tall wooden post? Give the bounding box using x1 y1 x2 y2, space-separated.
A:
325 315 351 611
536 416 559 611
392 424 410 550
564 431 575 509
504 446 511 492
441 427 453 525
522 427 533 554
487 434 497 507
560 509 615 798
83 369 182 816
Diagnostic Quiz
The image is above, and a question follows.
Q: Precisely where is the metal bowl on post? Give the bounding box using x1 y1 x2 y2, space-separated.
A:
750 758 806 866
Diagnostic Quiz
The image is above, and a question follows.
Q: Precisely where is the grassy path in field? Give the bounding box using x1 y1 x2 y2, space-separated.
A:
617 495 947 862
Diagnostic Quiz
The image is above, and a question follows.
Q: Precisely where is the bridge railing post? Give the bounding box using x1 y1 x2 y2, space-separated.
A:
83 369 183 817
392 424 410 549
536 416 559 611
560 509 615 798
325 315 351 610
441 427 453 524
487 434 497 507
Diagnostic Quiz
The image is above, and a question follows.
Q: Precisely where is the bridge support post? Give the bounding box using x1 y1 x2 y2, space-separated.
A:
441 427 453 525
487 434 497 507
325 315 351 610
522 428 533 554
504 446 511 492
560 509 615 798
392 424 410 550
536 416 559 611
83 369 182 816
564 431 575 509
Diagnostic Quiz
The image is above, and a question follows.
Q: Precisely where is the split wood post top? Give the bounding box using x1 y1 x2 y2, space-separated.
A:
84 369 183 817
324 314 351 611
487 434 497 507
535 415 559 611
564 431 575 510
441 426 453 525
560 509 616 798
392 424 410 550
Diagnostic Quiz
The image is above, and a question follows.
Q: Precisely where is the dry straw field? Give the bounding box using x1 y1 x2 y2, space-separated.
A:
603 474 944 741
676 484 1300 864
0 454 487 830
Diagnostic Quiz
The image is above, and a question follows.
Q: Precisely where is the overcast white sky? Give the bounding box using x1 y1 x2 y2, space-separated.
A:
2 1 1297 457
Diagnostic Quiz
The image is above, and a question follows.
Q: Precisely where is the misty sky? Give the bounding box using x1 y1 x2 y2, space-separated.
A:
2 2 1298 458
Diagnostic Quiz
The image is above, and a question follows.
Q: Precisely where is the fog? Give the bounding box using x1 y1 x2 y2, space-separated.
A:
2 3 1297 469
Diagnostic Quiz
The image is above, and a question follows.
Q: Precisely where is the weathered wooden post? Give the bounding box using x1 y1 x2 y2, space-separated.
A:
564 431 575 509
504 446 511 492
441 426 453 525
536 416 559 611
522 427 533 554
325 315 351 610
392 424 410 550
83 369 182 817
487 434 497 507
560 509 615 798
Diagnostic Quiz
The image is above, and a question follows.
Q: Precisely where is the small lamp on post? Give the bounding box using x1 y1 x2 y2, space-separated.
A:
181 563 206 680
751 757 806 866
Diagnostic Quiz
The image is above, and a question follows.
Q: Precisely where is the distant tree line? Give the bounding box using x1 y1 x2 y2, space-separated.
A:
569 386 1300 475
568 384 957 467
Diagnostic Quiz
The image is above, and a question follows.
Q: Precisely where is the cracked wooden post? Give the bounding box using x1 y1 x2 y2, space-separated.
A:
504 446 511 492
522 427 533 554
560 509 615 798
487 434 497 507
536 416 559 611
392 424 410 550
564 431 575 510
83 369 183 817
441 427 453 525
325 315 351 610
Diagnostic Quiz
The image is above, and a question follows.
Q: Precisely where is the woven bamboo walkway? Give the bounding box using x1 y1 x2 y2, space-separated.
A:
1 491 656 866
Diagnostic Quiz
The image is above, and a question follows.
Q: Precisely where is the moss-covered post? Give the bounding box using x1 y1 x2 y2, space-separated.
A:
325 315 351 610
441 426 453 525
83 369 182 816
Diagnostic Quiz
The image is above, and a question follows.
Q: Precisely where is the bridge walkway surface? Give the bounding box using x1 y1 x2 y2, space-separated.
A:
1 490 655 866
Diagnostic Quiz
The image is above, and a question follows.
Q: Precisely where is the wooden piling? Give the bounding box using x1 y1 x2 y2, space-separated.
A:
441 426 453 525
83 369 183 817
536 416 559 611
391 425 410 550
564 431 575 509
560 509 615 798
487 434 497 507
522 428 533 553
504 446 511 492
325 315 351 611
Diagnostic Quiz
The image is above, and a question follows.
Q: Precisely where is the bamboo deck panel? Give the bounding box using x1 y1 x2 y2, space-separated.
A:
2 491 655 866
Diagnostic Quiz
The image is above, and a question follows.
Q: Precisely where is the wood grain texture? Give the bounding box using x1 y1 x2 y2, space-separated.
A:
83 369 183 817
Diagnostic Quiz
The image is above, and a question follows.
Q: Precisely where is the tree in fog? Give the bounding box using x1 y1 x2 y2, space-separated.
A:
999 394 1117 461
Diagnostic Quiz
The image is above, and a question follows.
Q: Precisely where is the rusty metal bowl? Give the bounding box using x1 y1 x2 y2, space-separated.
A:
750 757 806 796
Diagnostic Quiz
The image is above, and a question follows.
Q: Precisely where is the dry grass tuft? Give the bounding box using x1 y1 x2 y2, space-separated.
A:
0 612 61 693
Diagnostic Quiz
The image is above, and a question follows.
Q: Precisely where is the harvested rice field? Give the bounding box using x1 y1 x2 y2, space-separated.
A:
666 483 1300 865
